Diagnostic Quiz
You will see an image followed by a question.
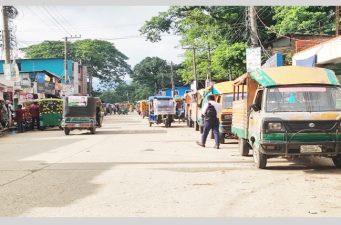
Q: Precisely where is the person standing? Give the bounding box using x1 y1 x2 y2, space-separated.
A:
15 105 24 133
5 100 14 128
196 95 221 149
29 102 40 130
0 100 9 129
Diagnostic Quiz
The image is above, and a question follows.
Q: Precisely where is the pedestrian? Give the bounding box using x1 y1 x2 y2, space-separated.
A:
15 104 24 133
5 100 14 127
0 100 9 129
29 102 40 130
196 95 221 149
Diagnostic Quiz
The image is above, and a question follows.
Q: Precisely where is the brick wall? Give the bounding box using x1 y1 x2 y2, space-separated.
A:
295 36 334 53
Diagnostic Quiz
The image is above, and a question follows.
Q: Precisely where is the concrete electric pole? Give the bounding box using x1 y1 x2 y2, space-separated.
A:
64 35 81 84
170 61 175 97
2 6 12 64
336 6 340 36
182 47 198 91
249 6 259 47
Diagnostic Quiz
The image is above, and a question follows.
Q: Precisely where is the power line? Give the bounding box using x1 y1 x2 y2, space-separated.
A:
37 6 71 36
50 6 78 33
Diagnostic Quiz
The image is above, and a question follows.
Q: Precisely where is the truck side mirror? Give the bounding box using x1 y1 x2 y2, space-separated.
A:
251 103 260 112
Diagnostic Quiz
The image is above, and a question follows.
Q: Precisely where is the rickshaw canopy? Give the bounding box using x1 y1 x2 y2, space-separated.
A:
211 81 235 95
234 66 339 87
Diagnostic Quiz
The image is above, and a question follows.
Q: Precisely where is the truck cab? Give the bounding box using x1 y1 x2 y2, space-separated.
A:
232 66 341 169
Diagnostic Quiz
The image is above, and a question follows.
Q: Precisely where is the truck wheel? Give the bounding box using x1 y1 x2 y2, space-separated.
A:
195 122 199 131
219 133 225 144
253 144 267 169
90 127 96 134
332 155 341 167
239 138 250 156
64 128 70 135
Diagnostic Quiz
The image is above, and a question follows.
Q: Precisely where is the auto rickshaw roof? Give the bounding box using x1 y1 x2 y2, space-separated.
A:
211 81 235 94
234 66 339 87
148 96 174 100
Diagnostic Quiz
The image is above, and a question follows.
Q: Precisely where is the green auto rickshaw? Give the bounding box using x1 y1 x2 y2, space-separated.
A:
37 98 64 130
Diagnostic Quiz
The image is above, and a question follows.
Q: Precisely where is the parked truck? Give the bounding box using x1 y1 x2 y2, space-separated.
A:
232 66 341 169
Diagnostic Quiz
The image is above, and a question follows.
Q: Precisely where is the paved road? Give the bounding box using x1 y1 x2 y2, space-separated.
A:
0 113 341 217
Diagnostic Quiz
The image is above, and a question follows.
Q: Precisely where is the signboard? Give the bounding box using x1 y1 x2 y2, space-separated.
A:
246 47 261 72
61 84 74 97
20 73 32 88
37 83 45 93
3 64 15 80
36 72 45 84
68 96 87 107
44 82 55 95
262 53 284 68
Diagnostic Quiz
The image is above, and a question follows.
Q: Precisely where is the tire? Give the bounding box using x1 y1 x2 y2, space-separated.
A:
253 144 267 169
195 122 199 131
64 128 70 135
239 138 250 156
149 122 152 127
219 133 225 144
90 127 96 134
332 155 341 167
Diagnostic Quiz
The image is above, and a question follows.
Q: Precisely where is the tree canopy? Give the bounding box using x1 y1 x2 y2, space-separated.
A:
23 39 132 88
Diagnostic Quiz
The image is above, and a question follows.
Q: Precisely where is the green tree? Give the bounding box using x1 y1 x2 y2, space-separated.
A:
132 57 182 94
271 6 335 35
23 39 132 88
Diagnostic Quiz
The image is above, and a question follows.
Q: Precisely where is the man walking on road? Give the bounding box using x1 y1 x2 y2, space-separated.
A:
29 102 40 130
196 95 221 149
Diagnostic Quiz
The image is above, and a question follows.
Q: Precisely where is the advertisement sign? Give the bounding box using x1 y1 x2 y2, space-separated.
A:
68 96 87 107
37 83 45 93
44 82 56 95
246 47 261 72
36 72 45 84
21 73 32 87
61 84 74 97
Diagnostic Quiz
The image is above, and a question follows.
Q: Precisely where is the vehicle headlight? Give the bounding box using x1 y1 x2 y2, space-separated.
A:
268 122 282 130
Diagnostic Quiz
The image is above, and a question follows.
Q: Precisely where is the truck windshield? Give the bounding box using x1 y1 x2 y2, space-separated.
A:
266 86 341 112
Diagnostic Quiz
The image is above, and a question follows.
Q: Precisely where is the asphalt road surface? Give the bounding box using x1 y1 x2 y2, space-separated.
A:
0 113 341 217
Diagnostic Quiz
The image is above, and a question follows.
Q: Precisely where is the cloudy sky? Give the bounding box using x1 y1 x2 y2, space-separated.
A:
2 6 184 68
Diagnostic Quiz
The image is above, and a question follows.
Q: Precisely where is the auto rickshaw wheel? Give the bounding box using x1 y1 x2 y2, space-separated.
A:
90 127 96 134
239 138 250 156
253 144 267 169
219 133 225 144
64 128 70 135
332 155 341 167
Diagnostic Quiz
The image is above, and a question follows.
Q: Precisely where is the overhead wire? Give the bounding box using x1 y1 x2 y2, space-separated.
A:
38 6 72 36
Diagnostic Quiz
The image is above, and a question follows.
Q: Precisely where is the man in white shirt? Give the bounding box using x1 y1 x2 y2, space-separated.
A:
196 95 221 149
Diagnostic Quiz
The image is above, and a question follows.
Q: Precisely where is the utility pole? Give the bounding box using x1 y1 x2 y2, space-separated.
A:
183 47 198 91
170 61 175 97
63 35 81 84
2 6 11 64
249 6 259 47
207 42 212 86
336 6 340 36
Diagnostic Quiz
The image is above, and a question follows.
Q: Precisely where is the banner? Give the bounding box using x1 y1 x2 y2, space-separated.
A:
246 47 261 72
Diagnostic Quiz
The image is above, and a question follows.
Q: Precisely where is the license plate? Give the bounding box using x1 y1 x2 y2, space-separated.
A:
300 145 322 153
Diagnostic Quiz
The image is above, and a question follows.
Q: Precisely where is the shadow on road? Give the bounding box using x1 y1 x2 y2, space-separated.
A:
0 162 115 216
